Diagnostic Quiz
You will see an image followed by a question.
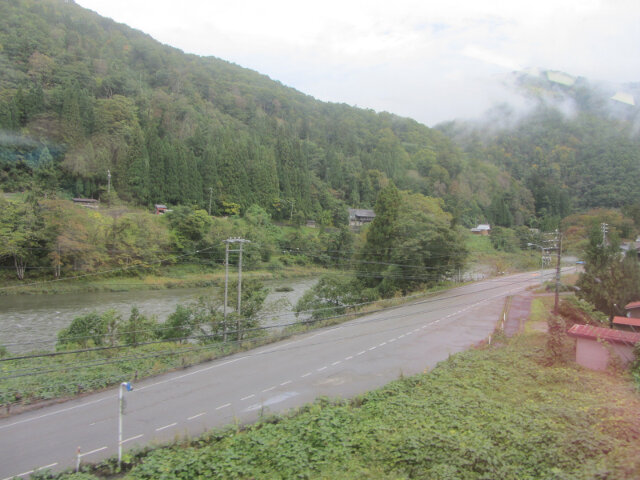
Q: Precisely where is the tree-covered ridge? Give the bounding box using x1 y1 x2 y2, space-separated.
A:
0 0 530 227
439 72 640 229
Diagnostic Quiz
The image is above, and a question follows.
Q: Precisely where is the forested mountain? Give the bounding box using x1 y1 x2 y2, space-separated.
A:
438 71 640 229
0 0 531 226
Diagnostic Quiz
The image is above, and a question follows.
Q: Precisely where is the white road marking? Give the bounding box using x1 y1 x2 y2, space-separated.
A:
379 342 386 346
0 396 110 430
187 412 206 420
389 338 396 342
356 350 366 356
301 372 312 378
317 366 327 372
241 394 255 401
2 462 59 480
331 361 341 366
121 434 144 444
368 346 376 351
78 446 107 458
398 334 405 339
345 356 353 360
280 380 292 386
155 422 177 432
262 386 276 393
216 403 231 410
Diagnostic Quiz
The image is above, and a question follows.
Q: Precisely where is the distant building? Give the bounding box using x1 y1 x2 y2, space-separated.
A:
567 324 640 371
72 198 99 208
155 204 168 215
470 224 491 235
624 301 640 319
348 208 375 227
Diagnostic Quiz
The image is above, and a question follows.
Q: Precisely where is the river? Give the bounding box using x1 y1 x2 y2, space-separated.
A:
0 277 317 353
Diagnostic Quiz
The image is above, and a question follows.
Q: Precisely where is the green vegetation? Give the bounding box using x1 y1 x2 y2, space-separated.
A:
48 326 640 479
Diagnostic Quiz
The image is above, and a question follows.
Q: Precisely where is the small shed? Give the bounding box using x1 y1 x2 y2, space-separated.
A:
567 324 640 371
470 224 491 235
624 301 640 319
72 198 99 208
613 316 640 332
155 204 168 215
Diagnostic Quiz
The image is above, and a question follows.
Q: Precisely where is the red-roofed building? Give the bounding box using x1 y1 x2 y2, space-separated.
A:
613 316 640 331
567 324 640 371
624 301 640 318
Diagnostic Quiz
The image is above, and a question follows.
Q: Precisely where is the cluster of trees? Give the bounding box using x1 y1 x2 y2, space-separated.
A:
57 279 270 350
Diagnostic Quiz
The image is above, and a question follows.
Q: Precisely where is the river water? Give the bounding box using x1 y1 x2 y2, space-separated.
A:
0 277 317 353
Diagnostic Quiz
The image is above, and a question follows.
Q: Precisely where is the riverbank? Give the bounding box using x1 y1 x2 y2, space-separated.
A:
0 264 329 296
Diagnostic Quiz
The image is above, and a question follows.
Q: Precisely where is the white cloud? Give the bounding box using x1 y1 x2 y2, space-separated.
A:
76 0 640 125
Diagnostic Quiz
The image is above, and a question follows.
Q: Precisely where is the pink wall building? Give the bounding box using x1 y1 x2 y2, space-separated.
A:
567 324 640 371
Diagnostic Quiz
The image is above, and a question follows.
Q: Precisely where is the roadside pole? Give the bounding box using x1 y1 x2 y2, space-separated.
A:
118 382 132 468
554 231 562 314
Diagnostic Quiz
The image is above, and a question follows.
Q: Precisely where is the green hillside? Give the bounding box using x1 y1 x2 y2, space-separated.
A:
0 0 526 228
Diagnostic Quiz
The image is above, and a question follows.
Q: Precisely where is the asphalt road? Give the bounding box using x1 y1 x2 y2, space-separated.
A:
0 270 551 479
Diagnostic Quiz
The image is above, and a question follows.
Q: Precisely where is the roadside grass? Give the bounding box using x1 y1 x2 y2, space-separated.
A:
52 329 640 480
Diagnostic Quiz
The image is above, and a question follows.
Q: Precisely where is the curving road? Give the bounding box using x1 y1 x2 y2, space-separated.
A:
0 270 553 479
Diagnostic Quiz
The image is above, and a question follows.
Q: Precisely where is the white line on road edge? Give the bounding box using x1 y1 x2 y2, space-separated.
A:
3 462 59 480
241 394 256 401
187 412 206 420
121 434 144 444
78 446 107 458
155 422 177 432
215 403 231 410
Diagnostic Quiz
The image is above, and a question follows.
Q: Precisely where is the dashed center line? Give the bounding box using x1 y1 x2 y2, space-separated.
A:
356 350 366 356
345 356 353 360
187 412 206 420
121 434 144 444
368 346 376 351
317 366 327 372
280 380 292 386
301 372 312 378
389 338 396 342
241 394 255 401
379 342 386 346
216 403 231 410
331 361 341 366
155 422 177 432
262 386 276 393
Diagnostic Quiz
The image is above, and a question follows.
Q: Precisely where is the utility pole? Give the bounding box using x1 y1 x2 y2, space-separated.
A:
118 381 132 468
554 230 562 315
223 238 251 340
601 223 608 246
107 169 111 194
208 187 213 216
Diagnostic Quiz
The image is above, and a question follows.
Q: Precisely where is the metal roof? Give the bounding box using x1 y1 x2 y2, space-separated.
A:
567 324 640 345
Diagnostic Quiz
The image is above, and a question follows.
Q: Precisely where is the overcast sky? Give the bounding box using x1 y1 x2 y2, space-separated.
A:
76 0 640 126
